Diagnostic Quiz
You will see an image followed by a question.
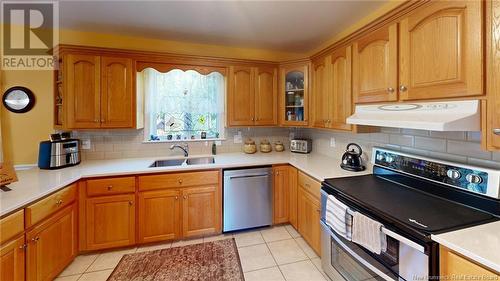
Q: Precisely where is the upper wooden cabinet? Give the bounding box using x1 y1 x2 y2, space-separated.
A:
227 65 278 127
311 46 353 131
59 53 135 129
279 62 309 126
353 23 398 104
399 1 483 100
486 0 500 150
101 57 134 128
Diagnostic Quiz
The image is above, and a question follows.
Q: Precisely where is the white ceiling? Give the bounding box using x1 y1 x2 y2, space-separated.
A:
59 1 387 53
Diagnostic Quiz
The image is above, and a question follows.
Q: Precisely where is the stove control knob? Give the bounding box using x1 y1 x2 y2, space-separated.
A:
466 174 483 184
446 169 461 180
385 155 395 163
376 153 385 162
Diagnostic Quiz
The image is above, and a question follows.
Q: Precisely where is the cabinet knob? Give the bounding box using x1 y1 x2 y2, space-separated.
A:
251 117 255 121
31 237 40 243
94 119 99 123
129 201 133 205
493 129 500 135
399 85 407 92
178 179 183 184
55 199 63 205
19 244 27 250
387 87 395 93
183 195 187 200
101 119 105 123
107 185 113 190
175 196 179 200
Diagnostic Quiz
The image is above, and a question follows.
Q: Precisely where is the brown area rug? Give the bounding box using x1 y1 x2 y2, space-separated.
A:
107 238 244 281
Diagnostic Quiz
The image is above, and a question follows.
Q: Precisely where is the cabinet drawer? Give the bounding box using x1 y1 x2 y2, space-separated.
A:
298 171 321 200
138 170 219 191
25 184 77 228
0 210 24 244
87 177 136 197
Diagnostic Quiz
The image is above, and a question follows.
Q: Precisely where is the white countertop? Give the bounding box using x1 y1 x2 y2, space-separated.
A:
0 152 370 217
432 221 500 273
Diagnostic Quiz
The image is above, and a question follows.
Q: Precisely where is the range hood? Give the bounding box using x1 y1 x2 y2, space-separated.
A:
346 100 480 131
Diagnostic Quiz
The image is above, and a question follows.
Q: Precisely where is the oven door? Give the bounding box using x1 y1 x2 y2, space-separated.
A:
321 221 399 281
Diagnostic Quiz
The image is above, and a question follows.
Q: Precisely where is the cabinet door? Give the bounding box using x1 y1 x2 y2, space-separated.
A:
228 66 255 126
486 0 500 150
255 66 278 126
101 57 134 128
399 1 482 100
288 166 298 229
440 246 499 278
86 194 135 250
280 63 309 126
27 204 77 281
0 235 25 281
65 54 101 128
330 46 353 131
138 190 181 244
182 186 220 238
273 166 289 224
312 56 330 128
297 187 321 255
353 24 398 103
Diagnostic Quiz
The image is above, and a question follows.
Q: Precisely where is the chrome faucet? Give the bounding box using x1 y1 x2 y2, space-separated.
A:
170 143 189 157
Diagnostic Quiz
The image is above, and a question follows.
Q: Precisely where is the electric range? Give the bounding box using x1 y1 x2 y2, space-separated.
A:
320 147 500 281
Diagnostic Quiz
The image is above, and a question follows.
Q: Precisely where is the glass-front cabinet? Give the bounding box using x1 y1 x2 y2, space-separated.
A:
279 62 309 126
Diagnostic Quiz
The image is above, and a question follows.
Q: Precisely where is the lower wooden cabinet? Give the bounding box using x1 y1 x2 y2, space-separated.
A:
288 166 298 229
273 165 290 224
297 186 321 255
440 246 499 277
86 194 135 250
138 189 181 243
182 186 220 238
0 235 25 281
26 204 77 281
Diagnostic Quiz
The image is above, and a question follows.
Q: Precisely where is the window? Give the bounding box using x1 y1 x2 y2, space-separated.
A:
142 68 225 141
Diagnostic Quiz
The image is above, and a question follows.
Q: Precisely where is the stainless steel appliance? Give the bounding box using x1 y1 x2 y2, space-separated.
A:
290 139 312 154
38 139 81 169
321 147 500 281
223 167 273 232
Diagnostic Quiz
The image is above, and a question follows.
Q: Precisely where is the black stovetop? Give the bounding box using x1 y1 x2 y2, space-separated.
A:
323 167 499 238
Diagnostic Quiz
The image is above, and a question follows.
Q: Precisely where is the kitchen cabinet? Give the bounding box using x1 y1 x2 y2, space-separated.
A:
288 166 298 229
138 189 181 243
311 55 331 129
273 165 289 224
86 194 135 250
280 62 309 126
182 186 220 238
100 56 134 128
311 46 352 131
0 235 25 281
485 0 500 151
0 210 24 245
399 1 483 101
353 23 398 104
59 53 135 129
227 65 278 126
440 246 499 278
297 186 321 255
26 204 77 281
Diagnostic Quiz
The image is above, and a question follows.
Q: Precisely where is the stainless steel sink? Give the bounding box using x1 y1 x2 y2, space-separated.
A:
149 159 185 167
186 157 215 165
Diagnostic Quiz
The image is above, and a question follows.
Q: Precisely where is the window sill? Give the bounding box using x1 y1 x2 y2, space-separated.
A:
142 138 226 144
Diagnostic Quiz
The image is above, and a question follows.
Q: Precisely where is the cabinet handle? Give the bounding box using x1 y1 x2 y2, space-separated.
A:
387 87 395 93
129 201 133 205
251 117 255 121
19 244 27 250
107 185 113 191
31 237 40 243
101 119 105 123
316 209 321 213
493 129 500 135
183 195 187 200
178 179 183 184
175 196 179 200
399 85 407 92
55 199 63 205
94 119 99 123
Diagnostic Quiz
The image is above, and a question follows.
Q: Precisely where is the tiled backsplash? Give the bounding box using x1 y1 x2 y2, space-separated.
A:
293 127 500 169
75 126 500 169
74 128 291 161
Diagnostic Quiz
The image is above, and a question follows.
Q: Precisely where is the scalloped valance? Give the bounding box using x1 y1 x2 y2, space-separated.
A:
136 62 227 76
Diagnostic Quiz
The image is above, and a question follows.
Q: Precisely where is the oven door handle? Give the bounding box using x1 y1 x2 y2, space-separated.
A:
321 221 397 281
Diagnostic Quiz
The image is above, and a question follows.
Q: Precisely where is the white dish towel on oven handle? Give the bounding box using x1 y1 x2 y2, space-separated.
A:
325 195 352 240
351 211 387 255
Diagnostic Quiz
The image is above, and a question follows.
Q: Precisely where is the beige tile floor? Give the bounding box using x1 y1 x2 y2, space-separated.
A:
55 224 329 281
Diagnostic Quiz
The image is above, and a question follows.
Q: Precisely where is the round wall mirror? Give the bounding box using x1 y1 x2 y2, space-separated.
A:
2 86 35 113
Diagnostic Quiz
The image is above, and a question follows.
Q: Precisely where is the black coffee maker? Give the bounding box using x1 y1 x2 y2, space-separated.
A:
340 143 366 172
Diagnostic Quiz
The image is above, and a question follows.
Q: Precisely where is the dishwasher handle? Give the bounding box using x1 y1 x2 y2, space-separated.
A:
228 174 270 180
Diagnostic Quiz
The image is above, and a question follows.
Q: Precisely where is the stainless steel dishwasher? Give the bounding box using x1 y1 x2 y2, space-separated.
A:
223 167 273 232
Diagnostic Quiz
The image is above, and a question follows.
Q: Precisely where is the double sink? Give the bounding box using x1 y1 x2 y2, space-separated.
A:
149 156 215 167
